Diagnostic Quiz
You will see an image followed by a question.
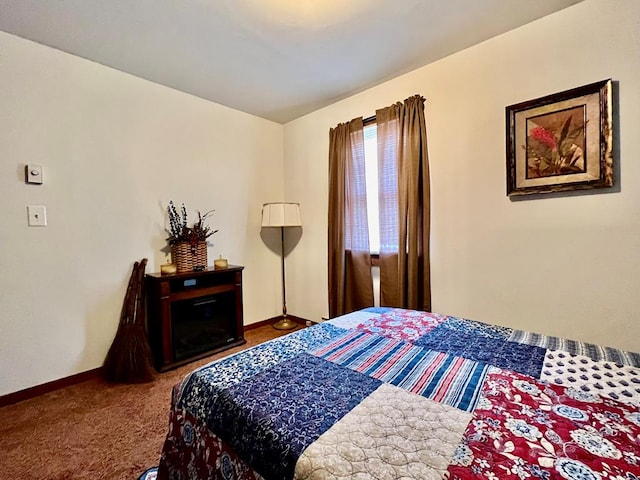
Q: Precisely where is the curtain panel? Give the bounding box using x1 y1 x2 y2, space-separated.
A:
328 118 374 318
376 95 431 311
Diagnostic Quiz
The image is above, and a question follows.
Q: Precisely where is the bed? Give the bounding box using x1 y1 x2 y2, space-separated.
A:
157 307 640 479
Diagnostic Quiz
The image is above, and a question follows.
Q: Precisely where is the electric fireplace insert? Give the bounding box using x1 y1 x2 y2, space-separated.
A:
146 266 246 371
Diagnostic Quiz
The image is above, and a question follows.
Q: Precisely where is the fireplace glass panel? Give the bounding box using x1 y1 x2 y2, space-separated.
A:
171 291 236 362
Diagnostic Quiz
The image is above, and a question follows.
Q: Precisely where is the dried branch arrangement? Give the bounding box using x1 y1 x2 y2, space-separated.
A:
166 201 218 245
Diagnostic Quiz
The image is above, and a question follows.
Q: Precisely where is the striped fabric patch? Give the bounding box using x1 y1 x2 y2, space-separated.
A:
312 331 488 411
509 330 640 368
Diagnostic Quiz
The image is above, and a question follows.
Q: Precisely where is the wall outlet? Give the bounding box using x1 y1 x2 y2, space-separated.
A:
27 205 47 226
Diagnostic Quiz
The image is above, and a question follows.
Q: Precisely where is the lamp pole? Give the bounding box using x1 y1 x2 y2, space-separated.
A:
280 226 287 320
273 224 297 330
261 202 300 330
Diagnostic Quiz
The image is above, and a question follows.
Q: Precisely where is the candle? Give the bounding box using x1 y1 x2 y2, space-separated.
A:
214 255 228 269
160 263 177 275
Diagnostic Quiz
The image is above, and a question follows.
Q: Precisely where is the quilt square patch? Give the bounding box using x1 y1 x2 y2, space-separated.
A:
329 310 384 329
207 353 381 480
177 322 347 414
355 308 447 342
541 350 640 406
446 367 640 480
312 331 489 411
508 330 640 368
444 316 513 340
415 325 546 378
295 383 473 480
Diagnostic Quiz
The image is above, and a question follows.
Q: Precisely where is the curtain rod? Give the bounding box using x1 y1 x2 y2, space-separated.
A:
363 114 376 126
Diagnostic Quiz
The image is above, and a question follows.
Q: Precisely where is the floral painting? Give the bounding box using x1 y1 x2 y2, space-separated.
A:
526 106 586 179
506 80 614 196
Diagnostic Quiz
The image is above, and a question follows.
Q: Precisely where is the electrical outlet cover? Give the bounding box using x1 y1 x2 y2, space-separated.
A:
27 205 47 226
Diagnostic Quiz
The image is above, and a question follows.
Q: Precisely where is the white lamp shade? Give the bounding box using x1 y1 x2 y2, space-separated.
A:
261 202 301 227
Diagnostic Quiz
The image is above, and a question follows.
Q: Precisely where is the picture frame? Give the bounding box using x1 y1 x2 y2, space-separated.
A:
506 79 613 197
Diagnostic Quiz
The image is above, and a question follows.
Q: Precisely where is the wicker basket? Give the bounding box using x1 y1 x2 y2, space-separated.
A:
171 241 207 272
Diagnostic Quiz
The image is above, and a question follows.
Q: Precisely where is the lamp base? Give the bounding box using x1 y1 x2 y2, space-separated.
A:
272 316 298 330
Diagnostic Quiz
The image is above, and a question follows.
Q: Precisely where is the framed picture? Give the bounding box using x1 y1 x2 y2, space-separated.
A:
506 79 613 197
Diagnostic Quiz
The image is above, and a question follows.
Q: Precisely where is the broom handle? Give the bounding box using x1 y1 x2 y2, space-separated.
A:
133 258 148 327
127 260 145 326
120 261 139 327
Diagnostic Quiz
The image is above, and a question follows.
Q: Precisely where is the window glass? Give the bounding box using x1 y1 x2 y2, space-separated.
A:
363 124 379 254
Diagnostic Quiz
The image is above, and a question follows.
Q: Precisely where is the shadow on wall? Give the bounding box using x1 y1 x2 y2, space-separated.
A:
260 226 303 257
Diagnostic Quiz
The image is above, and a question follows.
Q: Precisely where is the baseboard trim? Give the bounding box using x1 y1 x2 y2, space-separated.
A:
0 367 102 408
1 315 315 408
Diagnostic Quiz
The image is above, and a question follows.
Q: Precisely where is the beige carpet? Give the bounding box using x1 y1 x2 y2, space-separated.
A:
0 324 292 480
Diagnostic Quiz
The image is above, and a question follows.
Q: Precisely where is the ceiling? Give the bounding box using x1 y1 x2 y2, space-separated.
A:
0 0 583 124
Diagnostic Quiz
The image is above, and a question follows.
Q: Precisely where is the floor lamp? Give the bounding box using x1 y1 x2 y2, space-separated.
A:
261 202 302 330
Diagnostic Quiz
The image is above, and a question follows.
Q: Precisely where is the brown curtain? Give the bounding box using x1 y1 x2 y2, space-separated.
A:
328 118 374 318
376 95 431 311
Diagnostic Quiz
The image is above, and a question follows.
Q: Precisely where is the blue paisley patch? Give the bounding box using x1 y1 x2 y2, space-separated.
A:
444 316 513 340
177 322 347 415
207 353 381 479
415 323 545 377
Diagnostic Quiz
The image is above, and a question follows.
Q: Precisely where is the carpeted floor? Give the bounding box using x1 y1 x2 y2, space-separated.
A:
0 323 292 480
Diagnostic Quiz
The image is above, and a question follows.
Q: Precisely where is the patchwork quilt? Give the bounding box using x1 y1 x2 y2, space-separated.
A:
157 308 640 480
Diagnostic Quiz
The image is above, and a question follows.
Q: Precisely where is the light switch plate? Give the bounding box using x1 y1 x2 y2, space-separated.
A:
27 205 47 226
25 164 43 184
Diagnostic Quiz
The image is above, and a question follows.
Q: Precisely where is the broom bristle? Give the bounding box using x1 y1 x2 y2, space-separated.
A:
103 325 154 383
102 259 155 383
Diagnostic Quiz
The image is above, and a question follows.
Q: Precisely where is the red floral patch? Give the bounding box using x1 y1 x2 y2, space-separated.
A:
356 309 446 341
447 368 640 480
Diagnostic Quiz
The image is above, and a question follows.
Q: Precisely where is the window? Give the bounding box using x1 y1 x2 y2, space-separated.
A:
364 121 399 256
363 123 379 254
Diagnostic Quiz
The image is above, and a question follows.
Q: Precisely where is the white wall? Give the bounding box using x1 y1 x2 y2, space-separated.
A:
284 0 640 352
2 0 638 397
0 32 285 396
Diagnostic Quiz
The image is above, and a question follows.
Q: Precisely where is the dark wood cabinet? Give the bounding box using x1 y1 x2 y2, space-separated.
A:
146 265 246 371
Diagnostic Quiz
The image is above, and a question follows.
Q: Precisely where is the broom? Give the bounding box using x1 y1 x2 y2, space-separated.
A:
102 258 155 383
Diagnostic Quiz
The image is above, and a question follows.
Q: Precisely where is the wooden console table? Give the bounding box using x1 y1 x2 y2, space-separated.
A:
146 265 246 371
